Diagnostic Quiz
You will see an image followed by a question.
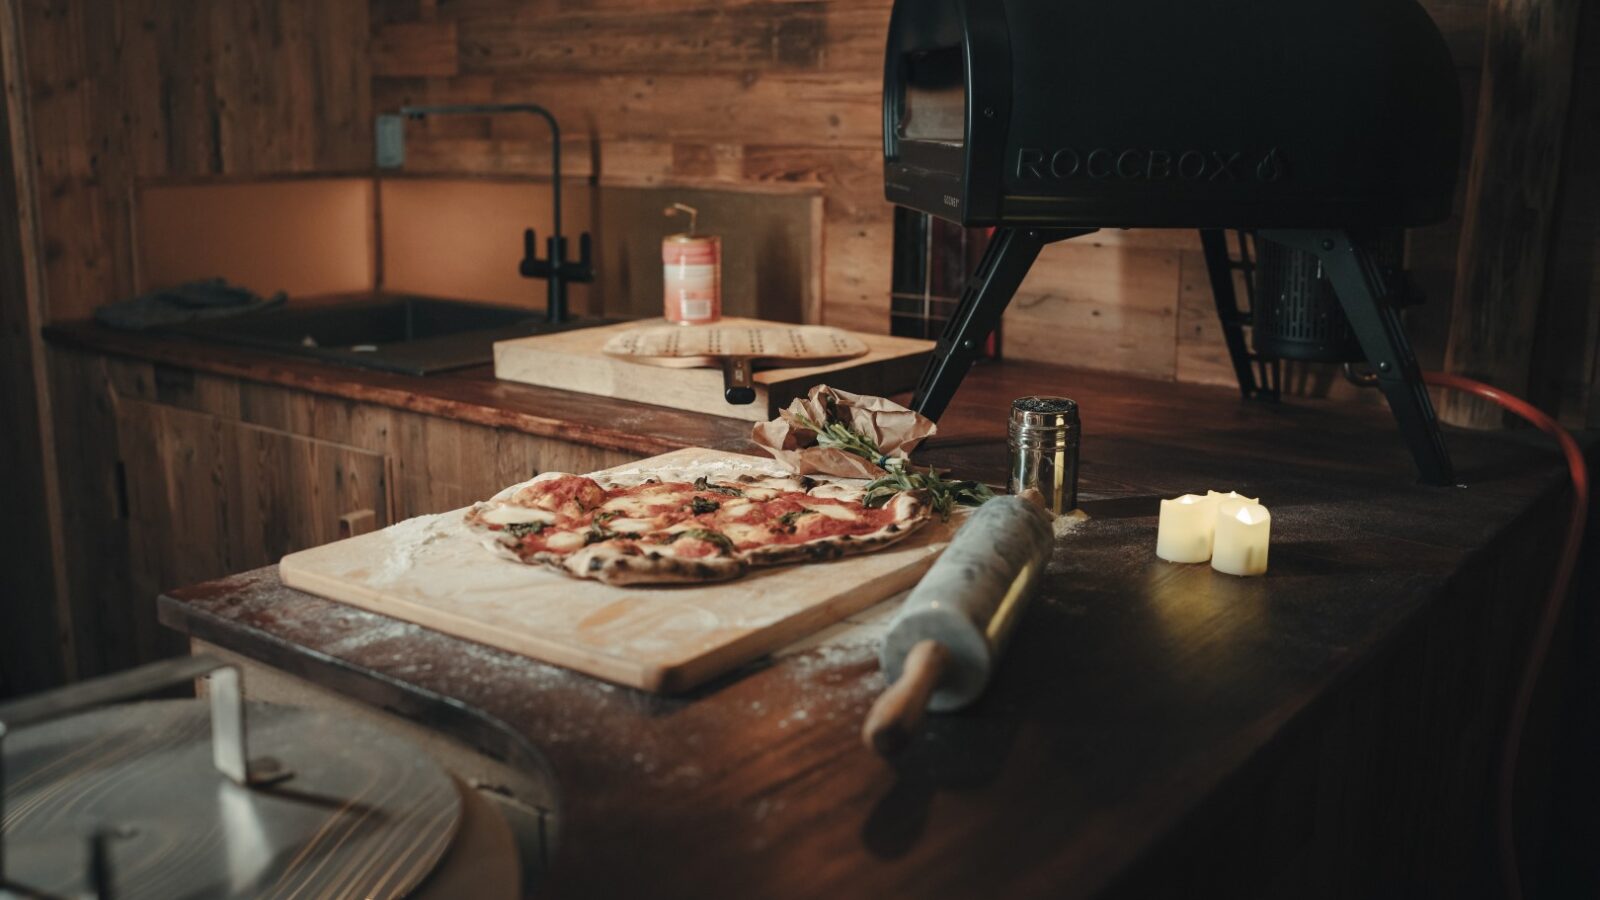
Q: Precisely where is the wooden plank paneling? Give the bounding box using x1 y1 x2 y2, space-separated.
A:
455 2 833 75
1175 249 1238 388
21 0 374 322
1003 243 1181 380
1537 1 1600 427
1441 0 1585 427
112 398 392 639
0 0 69 694
373 21 459 78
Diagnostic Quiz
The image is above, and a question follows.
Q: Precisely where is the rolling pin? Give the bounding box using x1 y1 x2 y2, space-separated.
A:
862 490 1056 756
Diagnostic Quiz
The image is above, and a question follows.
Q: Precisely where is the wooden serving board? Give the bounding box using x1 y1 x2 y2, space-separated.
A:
279 448 954 693
495 317 933 422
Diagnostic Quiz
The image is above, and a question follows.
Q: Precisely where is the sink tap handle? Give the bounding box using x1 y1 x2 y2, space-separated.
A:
520 227 549 278
573 232 594 281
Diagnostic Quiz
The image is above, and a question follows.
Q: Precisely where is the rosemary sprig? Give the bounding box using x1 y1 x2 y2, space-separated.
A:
791 411 891 469
790 405 992 518
863 465 995 521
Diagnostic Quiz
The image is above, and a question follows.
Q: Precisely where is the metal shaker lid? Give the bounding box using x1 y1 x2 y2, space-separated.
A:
1010 396 1079 430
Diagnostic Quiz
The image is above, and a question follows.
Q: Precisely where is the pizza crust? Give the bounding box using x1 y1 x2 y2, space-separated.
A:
738 490 930 567
560 542 747 586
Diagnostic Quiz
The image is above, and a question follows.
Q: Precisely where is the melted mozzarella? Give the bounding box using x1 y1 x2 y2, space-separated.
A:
807 503 859 521
601 494 658 515
808 483 864 502
545 531 586 552
722 522 773 545
608 517 657 533
480 505 558 526
602 488 690 515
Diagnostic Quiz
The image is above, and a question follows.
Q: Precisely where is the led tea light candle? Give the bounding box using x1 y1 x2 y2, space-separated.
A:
1211 500 1271 576
1156 494 1215 563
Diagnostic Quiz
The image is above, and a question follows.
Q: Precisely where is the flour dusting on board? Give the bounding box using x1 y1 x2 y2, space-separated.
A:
370 511 455 585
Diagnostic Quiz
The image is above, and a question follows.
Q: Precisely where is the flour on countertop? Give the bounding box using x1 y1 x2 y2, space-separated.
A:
1054 508 1090 539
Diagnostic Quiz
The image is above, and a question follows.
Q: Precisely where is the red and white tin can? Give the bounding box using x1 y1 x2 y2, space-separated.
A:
662 233 721 325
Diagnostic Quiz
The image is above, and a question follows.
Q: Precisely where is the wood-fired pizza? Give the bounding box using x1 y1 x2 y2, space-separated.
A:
466 471 932 585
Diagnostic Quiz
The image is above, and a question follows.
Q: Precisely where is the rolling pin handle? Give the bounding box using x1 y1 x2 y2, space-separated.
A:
862 639 950 757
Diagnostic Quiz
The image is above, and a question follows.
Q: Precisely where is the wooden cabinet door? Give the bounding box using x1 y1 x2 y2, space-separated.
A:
115 397 392 596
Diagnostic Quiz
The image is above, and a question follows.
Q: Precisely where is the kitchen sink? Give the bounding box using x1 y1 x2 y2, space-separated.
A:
167 294 610 375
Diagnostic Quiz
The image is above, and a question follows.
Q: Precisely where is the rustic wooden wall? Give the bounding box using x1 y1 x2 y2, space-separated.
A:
365 0 1600 413
368 0 889 331
20 0 373 323
2 0 373 691
0 0 68 694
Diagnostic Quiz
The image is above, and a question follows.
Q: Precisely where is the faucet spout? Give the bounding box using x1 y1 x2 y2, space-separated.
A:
385 103 586 323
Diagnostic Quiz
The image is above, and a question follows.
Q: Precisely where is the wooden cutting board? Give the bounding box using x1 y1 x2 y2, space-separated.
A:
278 448 955 693
495 317 933 422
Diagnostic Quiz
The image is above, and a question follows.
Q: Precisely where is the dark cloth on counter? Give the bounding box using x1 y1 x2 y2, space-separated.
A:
94 278 287 331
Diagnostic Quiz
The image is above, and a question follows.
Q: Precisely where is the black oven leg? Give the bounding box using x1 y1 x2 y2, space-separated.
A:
1200 229 1277 401
1259 229 1456 486
909 226 1096 420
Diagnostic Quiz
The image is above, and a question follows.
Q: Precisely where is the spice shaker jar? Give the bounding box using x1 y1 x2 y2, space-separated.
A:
1008 396 1080 515
662 203 721 325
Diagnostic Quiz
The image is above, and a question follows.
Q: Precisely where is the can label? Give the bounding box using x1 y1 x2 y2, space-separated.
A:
663 236 721 324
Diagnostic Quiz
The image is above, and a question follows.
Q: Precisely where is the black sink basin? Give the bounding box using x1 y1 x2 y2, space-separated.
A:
168 294 609 375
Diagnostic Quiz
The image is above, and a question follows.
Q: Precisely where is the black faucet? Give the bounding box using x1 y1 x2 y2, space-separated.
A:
376 103 593 324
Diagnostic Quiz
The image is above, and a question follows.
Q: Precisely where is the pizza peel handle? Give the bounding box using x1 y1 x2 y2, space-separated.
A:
602 324 870 406
722 357 757 404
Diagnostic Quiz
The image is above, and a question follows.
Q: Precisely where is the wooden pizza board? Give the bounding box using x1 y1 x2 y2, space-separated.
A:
494 317 934 422
278 448 954 693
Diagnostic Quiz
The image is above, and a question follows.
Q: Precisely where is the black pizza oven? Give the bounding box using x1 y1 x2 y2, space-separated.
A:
885 0 1463 484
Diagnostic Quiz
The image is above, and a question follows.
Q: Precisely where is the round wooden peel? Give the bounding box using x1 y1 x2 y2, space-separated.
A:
602 323 870 404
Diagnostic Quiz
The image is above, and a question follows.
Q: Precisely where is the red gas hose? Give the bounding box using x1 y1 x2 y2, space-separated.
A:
1422 372 1591 900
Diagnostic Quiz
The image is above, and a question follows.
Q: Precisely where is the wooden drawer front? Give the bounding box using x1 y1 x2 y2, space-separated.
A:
115 397 391 593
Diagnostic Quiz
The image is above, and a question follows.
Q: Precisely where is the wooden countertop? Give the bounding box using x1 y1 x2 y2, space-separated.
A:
114 321 1593 896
